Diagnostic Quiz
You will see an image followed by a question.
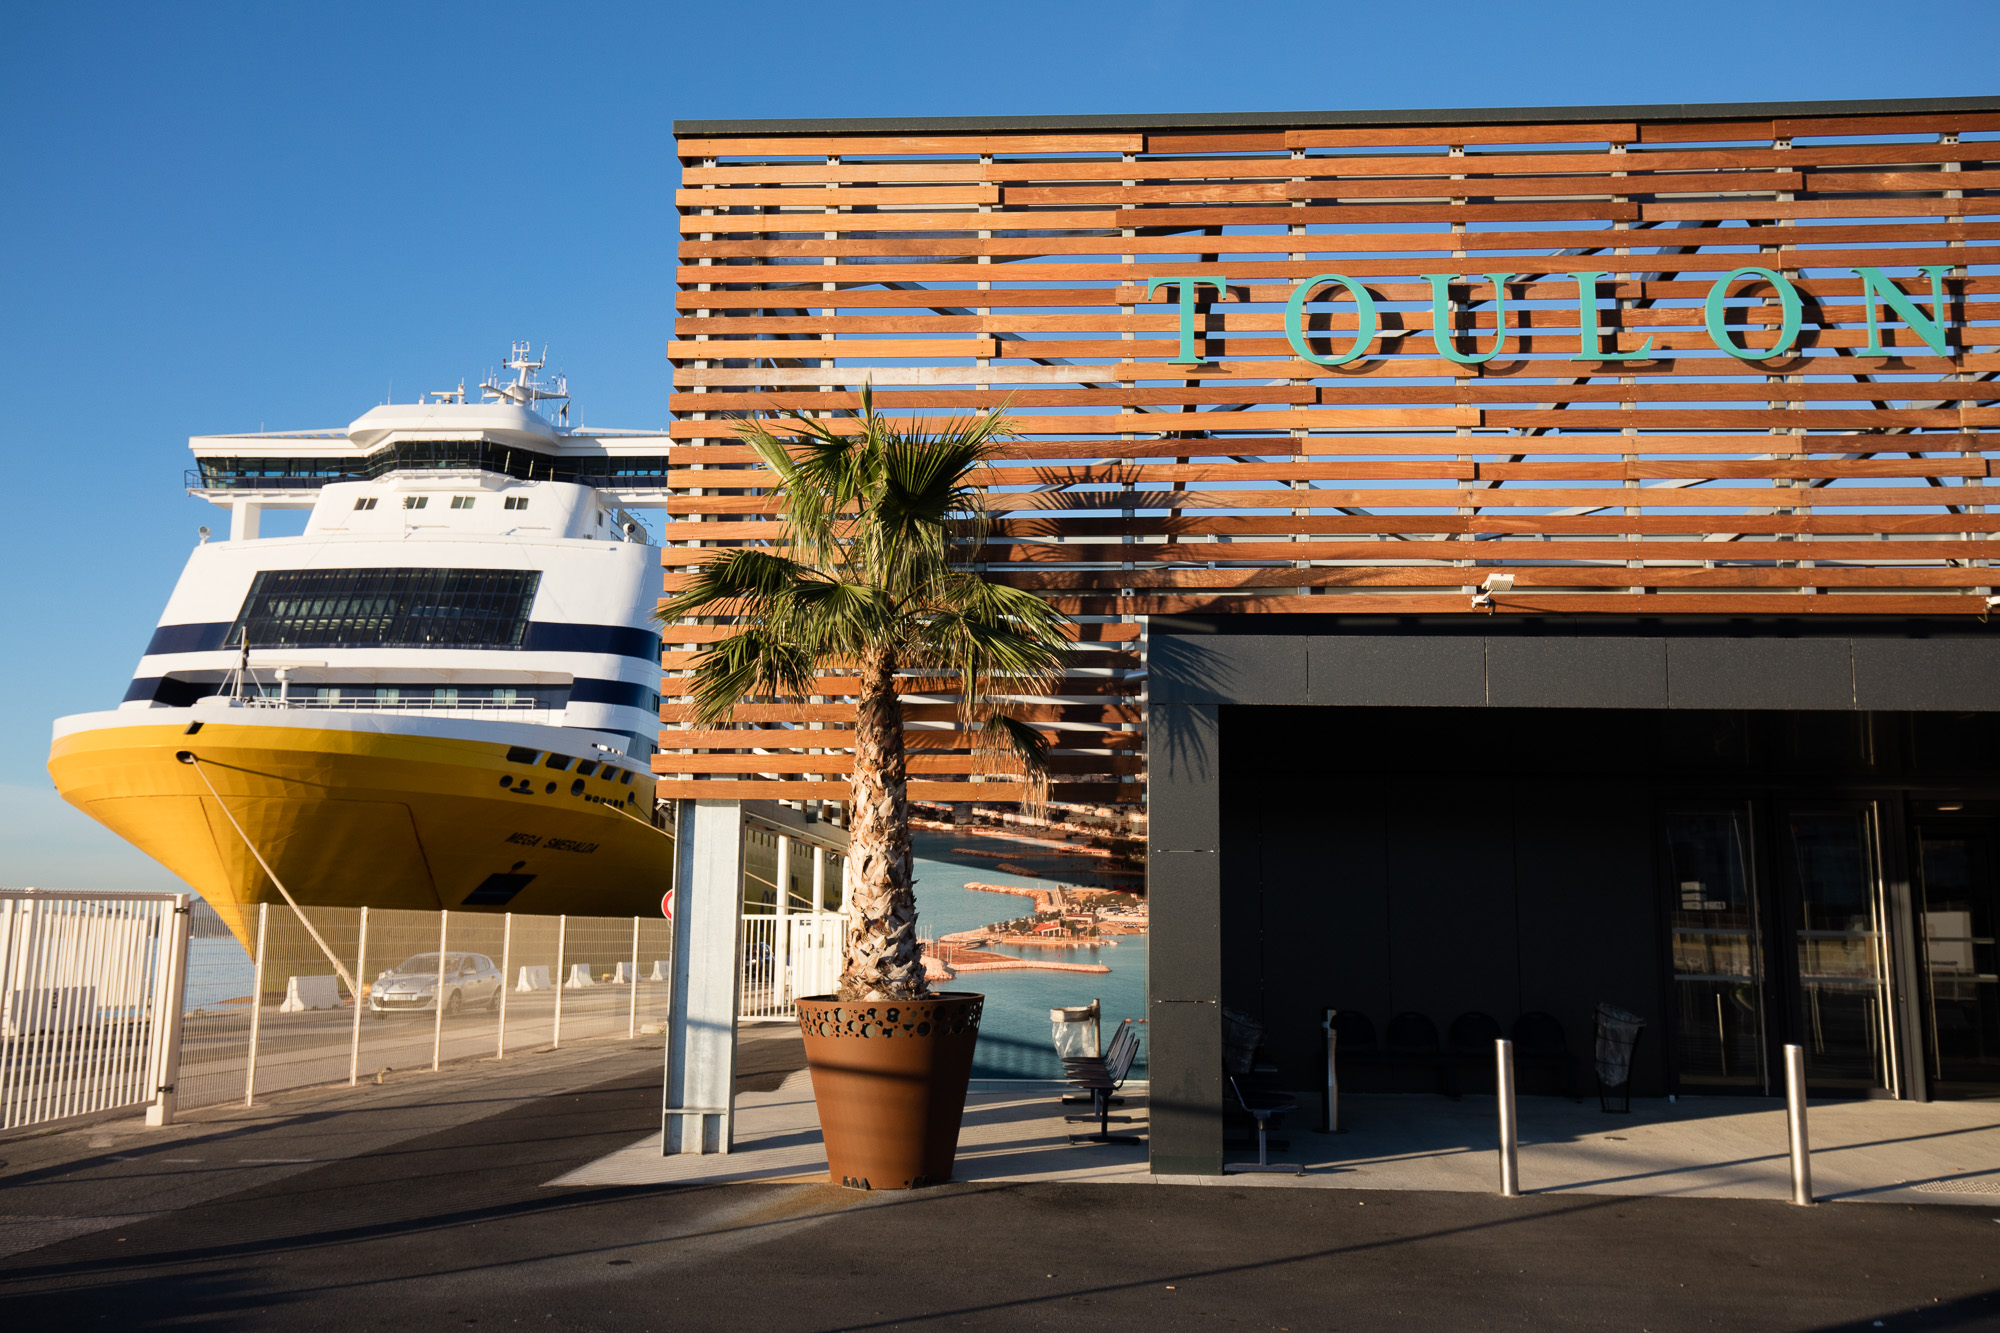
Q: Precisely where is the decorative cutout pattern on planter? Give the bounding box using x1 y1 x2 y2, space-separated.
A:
797 994 984 1040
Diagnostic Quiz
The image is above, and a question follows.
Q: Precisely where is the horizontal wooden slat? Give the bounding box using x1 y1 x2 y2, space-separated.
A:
665 108 2000 808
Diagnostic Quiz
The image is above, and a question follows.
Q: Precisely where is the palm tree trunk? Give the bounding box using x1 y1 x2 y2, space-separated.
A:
840 645 926 1001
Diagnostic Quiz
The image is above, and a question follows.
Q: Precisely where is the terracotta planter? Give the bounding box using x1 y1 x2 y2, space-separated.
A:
796 992 983 1189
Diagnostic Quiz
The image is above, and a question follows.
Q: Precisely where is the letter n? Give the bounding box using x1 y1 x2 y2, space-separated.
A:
1852 266 1952 358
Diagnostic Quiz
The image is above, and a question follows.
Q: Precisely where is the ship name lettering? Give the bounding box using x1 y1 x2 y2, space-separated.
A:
542 839 599 854
505 832 542 846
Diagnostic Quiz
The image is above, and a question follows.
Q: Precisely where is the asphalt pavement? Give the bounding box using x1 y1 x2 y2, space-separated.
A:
2 1031 1996 1332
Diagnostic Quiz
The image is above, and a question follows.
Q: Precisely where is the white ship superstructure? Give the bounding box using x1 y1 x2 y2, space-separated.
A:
50 347 678 950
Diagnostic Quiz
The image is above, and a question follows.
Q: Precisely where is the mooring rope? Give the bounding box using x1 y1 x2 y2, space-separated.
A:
179 751 358 995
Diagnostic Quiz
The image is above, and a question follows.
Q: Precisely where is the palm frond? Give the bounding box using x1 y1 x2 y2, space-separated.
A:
656 549 820 623
682 629 819 726
973 710 1055 817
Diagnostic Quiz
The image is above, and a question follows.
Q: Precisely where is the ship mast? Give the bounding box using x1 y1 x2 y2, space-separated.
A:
480 342 570 427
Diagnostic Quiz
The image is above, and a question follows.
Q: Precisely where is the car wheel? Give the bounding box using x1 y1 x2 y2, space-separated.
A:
443 990 461 1015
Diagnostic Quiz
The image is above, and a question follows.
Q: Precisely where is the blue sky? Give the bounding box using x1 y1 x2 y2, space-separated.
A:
3 0 1995 888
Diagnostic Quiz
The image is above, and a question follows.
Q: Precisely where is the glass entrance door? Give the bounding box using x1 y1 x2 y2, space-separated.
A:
1776 808 1895 1094
1914 816 2000 1096
1664 807 1767 1091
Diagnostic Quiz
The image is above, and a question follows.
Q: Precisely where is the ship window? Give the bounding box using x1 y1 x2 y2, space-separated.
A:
352 497 377 511
451 496 476 509
544 754 573 771
505 746 541 764
403 496 428 510
504 496 529 511
620 770 634 785
435 687 458 704
574 760 598 777
225 568 542 650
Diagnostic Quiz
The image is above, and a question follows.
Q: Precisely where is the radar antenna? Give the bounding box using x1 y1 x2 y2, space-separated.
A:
479 341 571 426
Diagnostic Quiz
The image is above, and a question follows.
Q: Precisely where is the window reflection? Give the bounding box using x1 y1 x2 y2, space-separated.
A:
1786 813 1891 1091
1918 830 2000 1092
1665 807 1766 1090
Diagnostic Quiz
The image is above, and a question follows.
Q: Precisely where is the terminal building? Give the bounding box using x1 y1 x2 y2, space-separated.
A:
661 97 2000 1174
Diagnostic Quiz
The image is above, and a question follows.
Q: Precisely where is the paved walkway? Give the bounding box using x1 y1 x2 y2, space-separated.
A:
556 1075 2000 1207
6 1039 1998 1331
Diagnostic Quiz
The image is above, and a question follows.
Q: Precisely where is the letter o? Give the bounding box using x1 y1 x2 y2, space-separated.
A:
1703 266 1803 362
1284 273 1378 367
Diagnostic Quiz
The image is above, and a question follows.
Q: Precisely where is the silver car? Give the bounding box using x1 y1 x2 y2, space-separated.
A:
367 952 503 1017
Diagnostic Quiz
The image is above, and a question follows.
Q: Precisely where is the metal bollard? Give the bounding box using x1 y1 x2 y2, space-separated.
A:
1321 1008 1340 1133
1784 1043 1814 1206
1496 1037 1520 1197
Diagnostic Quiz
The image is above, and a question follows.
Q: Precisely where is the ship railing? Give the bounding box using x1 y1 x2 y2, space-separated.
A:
229 696 553 716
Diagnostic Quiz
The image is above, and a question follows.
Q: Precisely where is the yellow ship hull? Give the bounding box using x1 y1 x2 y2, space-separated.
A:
48 707 673 954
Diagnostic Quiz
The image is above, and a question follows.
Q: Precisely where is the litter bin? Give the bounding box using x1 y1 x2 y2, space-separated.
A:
1051 1000 1102 1106
1593 1003 1646 1113
1051 1000 1101 1061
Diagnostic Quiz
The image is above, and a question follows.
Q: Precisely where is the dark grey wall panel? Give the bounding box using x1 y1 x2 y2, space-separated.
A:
1854 639 2000 711
1224 769 1392 1081
1512 781 1666 1094
1385 779 1521 1035
1488 637 1668 709
1146 998 1222 1175
1667 639 1855 710
1308 636 1487 706
1151 634 1306 705
1148 850 1221 1003
1148 704 1220 853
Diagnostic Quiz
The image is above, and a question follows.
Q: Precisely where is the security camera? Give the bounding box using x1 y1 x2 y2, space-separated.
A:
198 526 211 543
1472 572 1514 607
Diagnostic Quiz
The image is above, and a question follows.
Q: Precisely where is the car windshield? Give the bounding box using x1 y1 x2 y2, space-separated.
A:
391 954 469 976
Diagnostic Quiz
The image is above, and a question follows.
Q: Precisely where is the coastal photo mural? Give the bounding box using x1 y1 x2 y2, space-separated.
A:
909 808 1146 1081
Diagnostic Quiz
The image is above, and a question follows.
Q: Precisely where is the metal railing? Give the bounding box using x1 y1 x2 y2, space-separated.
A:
739 911 844 1022
2 890 189 1134
231 695 552 714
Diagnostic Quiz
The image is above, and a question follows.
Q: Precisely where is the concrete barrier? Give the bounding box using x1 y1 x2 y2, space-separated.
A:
646 960 670 982
563 963 596 989
516 965 552 993
614 962 636 984
2 986 97 1037
278 975 340 1012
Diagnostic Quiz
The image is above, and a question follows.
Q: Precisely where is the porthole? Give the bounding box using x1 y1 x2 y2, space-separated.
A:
544 781 557 794
570 778 586 796
498 775 512 788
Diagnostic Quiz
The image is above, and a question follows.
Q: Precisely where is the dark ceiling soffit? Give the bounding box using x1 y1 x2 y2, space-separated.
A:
673 95 2000 139
1147 614 2000 640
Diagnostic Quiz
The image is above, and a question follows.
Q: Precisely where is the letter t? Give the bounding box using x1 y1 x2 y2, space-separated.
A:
1146 276 1229 365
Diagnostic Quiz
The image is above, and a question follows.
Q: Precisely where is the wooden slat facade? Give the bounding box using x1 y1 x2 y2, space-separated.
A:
659 102 2000 808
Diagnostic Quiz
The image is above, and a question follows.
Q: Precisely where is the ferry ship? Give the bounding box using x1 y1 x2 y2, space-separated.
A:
48 346 675 952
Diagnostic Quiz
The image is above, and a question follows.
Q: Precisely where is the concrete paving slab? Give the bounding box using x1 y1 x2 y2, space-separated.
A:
554 1078 2000 1208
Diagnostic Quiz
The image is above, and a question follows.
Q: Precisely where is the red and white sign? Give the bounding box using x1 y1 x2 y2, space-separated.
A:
660 889 674 920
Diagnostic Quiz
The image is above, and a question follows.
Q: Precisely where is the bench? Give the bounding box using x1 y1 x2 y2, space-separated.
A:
1224 1010 1303 1175
1063 1018 1143 1146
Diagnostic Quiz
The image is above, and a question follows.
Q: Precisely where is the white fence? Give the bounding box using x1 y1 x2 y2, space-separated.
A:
739 910 844 1021
224 904 676 1109
1 889 189 1134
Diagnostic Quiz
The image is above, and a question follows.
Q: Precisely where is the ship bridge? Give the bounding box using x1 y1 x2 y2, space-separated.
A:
185 346 674 539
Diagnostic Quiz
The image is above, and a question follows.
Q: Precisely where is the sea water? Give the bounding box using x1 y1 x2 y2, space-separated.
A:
911 829 1146 1081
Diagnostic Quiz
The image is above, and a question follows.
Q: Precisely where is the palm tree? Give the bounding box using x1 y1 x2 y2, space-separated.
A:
656 387 1070 1002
